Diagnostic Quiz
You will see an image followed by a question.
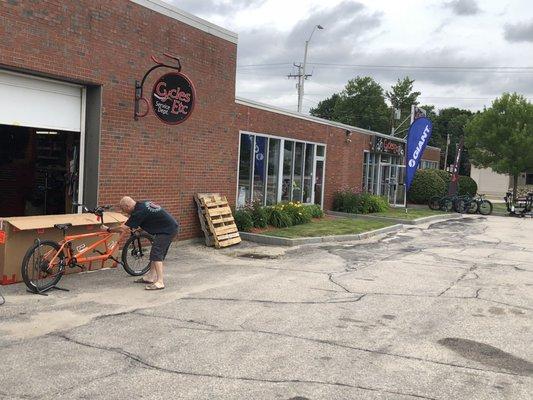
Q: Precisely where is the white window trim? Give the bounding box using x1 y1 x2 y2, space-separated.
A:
237 130 327 208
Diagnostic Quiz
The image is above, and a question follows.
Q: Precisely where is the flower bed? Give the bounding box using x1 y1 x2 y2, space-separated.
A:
234 202 324 232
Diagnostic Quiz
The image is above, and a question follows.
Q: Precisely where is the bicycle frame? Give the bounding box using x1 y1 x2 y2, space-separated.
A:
48 231 119 268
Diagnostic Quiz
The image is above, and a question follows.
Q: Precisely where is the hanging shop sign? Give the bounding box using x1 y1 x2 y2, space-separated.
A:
134 53 196 125
371 136 405 156
152 72 195 124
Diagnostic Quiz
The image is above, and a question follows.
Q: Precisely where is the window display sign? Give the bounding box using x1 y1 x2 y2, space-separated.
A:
151 72 195 125
371 136 405 156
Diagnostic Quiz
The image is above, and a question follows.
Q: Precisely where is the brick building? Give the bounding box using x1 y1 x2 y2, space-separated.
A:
0 0 440 239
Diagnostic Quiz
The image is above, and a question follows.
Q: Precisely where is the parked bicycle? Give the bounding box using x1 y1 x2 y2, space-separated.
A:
504 191 533 217
456 194 493 215
21 204 154 294
428 194 462 212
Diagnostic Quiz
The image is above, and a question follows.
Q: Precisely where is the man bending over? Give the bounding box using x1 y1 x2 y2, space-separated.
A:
104 196 178 290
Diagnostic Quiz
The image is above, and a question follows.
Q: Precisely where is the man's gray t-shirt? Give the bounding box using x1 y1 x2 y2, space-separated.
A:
125 201 178 235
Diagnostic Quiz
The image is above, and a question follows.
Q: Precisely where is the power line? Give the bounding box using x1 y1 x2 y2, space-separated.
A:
237 62 533 74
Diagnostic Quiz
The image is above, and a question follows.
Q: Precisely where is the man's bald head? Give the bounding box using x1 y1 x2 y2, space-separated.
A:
119 196 136 214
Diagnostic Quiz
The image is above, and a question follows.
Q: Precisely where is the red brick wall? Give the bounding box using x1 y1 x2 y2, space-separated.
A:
0 0 237 239
422 147 441 163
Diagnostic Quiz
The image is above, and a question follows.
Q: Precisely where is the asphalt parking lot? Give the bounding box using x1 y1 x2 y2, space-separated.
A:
0 215 531 399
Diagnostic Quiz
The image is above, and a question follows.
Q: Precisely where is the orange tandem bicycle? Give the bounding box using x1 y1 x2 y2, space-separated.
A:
21 204 154 294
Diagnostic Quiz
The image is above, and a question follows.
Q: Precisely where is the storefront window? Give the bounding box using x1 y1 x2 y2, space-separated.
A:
303 143 314 203
237 134 253 207
252 135 267 204
238 132 326 207
293 142 304 201
266 138 281 205
282 141 294 201
314 160 324 206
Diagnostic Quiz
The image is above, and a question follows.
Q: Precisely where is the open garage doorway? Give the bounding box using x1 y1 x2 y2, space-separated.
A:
0 125 80 217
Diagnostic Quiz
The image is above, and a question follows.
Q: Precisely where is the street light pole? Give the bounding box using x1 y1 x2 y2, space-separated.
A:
298 24 323 113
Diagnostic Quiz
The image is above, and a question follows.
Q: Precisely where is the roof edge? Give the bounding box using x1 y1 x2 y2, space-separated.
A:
130 0 238 44
236 97 442 152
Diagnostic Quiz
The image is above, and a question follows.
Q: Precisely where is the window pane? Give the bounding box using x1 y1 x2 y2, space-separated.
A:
303 143 314 203
266 138 281 205
293 142 304 201
237 134 253 207
316 145 325 157
314 160 324 206
281 141 293 201
363 152 368 192
252 136 267 204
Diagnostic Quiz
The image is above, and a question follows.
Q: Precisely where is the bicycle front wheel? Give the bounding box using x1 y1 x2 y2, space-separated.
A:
21 240 65 293
121 233 154 276
478 200 493 215
441 198 454 212
454 199 467 213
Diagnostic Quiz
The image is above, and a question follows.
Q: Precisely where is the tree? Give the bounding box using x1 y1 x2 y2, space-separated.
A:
431 107 474 173
309 93 339 120
465 93 533 199
386 77 421 133
330 76 389 132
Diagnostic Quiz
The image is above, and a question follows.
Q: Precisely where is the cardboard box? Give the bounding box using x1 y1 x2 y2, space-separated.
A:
0 212 126 285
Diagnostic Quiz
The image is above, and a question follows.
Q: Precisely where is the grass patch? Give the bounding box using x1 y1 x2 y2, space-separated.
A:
374 207 447 220
491 202 508 214
265 218 395 238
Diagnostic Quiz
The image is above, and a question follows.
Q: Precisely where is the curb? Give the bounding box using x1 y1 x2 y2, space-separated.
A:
326 210 463 225
239 224 404 247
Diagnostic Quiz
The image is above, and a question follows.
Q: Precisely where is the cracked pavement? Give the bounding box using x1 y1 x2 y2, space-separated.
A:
0 215 531 399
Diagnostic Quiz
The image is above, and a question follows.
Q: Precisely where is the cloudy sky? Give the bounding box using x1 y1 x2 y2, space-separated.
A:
165 0 533 114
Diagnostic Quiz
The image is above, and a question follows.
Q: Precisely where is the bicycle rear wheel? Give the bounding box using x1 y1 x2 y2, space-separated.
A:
428 196 441 210
21 240 65 293
454 199 467 213
121 233 154 276
478 200 493 215
467 200 479 214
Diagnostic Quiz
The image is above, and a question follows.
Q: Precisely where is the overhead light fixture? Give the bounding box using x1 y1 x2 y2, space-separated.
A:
36 131 58 135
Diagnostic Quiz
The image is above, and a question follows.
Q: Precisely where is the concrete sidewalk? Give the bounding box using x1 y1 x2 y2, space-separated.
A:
0 215 531 399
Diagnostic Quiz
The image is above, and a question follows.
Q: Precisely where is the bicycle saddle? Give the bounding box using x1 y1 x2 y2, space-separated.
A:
54 223 73 231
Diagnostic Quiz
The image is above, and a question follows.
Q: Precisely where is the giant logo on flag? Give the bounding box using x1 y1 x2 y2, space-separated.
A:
405 117 433 191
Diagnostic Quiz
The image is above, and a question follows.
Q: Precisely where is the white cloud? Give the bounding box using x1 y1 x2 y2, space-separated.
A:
164 0 533 113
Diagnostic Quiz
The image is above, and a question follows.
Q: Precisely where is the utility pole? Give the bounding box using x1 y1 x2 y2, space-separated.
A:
288 24 323 113
287 63 311 113
443 133 450 171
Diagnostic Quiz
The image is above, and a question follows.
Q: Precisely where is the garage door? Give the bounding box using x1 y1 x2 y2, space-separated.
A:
0 70 82 132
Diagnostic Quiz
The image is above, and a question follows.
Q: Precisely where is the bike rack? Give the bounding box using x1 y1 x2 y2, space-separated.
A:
134 53 182 120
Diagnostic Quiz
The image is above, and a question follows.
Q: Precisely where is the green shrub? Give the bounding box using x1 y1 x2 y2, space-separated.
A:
267 206 292 228
305 204 324 218
458 175 477 196
407 169 447 204
283 202 312 225
369 195 390 213
234 209 254 232
332 190 359 213
250 202 268 228
332 191 389 214
434 169 451 186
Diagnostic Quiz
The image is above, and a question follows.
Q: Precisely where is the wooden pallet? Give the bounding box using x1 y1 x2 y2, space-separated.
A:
197 194 241 248
194 193 215 247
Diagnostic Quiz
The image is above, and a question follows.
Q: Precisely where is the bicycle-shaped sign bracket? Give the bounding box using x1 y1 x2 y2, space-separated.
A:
134 53 182 120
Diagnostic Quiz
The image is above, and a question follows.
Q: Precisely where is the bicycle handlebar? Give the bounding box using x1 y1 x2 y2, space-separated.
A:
73 203 114 216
